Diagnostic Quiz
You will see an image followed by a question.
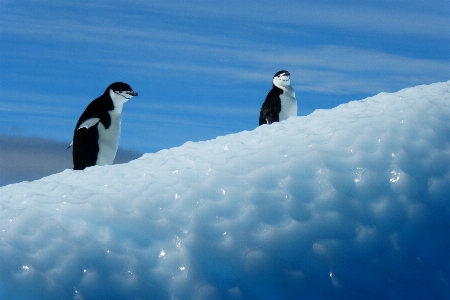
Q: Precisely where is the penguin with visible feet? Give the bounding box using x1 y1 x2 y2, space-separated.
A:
68 82 138 170
259 70 297 125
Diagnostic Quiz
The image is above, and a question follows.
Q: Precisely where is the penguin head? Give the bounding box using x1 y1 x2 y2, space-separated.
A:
107 82 138 105
272 70 291 88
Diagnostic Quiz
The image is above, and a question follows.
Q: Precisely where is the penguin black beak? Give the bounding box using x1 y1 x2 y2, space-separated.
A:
128 91 138 96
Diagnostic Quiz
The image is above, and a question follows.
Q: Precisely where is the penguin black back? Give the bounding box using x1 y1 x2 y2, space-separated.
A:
75 92 114 130
259 86 283 125
72 125 100 169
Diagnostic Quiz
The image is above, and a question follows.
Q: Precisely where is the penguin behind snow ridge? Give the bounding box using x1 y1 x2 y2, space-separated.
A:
259 70 297 126
68 82 138 170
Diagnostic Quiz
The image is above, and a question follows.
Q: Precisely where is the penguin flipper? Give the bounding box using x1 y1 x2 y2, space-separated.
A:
77 117 100 130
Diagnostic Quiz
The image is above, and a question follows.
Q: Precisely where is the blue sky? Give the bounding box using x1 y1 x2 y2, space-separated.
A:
0 0 449 183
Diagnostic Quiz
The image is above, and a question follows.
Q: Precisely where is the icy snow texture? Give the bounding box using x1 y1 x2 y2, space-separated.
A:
1 81 450 299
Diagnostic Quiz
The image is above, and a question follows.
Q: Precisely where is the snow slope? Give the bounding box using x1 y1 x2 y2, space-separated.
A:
1 81 449 299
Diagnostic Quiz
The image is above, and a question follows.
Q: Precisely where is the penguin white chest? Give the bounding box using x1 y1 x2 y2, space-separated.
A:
96 112 121 165
278 88 297 121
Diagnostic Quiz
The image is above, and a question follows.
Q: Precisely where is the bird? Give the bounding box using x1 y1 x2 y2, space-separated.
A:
259 70 297 126
68 82 138 170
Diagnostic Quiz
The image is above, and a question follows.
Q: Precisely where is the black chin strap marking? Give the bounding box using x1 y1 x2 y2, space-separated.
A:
114 91 130 100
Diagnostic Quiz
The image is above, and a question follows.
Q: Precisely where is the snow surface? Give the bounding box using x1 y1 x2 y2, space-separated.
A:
1 81 450 299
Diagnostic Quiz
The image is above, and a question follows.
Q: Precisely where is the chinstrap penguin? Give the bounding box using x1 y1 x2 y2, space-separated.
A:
69 82 138 170
259 70 297 126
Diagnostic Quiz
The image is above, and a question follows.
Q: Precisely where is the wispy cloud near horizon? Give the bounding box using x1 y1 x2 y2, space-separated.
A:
0 135 142 187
